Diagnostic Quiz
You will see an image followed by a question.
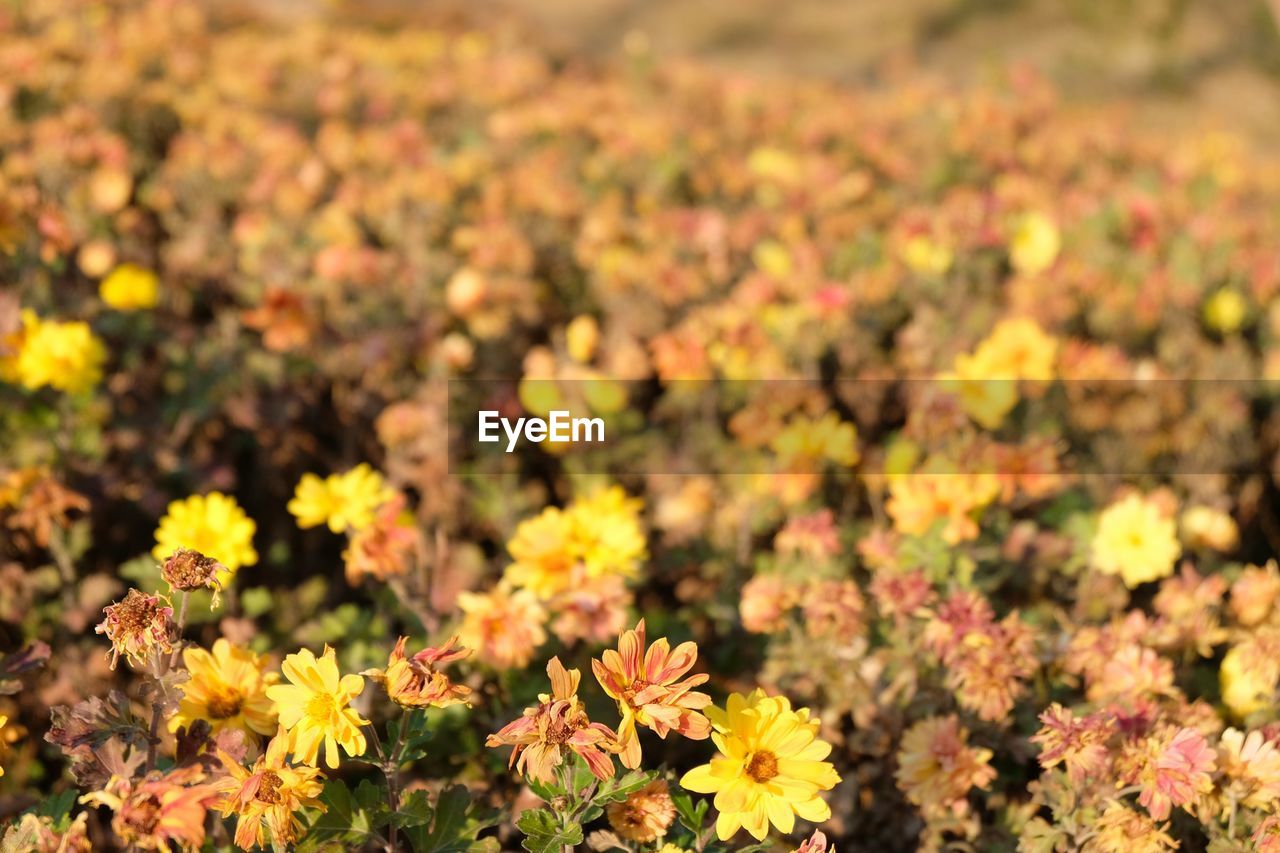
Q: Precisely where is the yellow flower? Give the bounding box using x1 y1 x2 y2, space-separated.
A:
770 412 860 469
896 714 995 820
264 646 368 769
901 234 952 275
170 639 279 742
99 263 159 311
565 314 600 363
13 310 106 395
287 463 394 534
0 714 7 778
1221 643 1278 719
1204 287 1248 334
153 492 258 585
940 349 1019 430
1180 505 1239 552
1092 493 1181 588
680 689 841 841
503 507 577 598
974 318 1057 381
566 486 647 581
216 728 325 851
1009 211 1060 275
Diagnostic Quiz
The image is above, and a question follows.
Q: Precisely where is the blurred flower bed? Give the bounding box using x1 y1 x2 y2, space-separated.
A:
4 1 1280 850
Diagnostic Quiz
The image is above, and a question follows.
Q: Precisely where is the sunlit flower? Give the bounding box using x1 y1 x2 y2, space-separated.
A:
740 574 799 634
216 728 325 851
1031 703 1114 784
770 412 860 470
974 317 1058 382
681 689 841 841
170 639 279 742
365 636 472 709
486 657 619 782
548 570 631 646
81 767 220 852
457 586 548 670
95 589 174 670
99 263 159 311
342 494 418 584
1203 286 1248 334
940 351 1018 430
265 646 368 769
160 548 224 605
1128 726 1215 821
900 234 952 275
1229 562 1280 627
1092 493 1181 588
502 506 577 598
895 715 995 820
153 492 258 585
791 830 833 853
1218 727 1280 810
12 310 105 395
606 778 677 842
1179 505 1238 552
886 470 1000 545
592 619 711 769
1008 211 1060 276
1221 640 1279 719
287 464 394 534
567 486 648 581
1084 803 1177 853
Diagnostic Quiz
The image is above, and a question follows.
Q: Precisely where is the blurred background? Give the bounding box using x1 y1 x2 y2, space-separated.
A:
225 0 1280 144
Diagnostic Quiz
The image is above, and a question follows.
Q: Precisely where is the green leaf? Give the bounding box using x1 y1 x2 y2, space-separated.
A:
33 789 78 830
672 790 709 835
592 769 658 806
516 807 583 853
301 779 387 848
401 785 501 853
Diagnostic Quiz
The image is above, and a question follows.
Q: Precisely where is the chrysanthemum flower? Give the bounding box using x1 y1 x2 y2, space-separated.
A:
80 766 220 852
1031 703 1114 785
606 779 677 842
1128 726 1215 821
566 486 647 581
1218 727 1280 810
264 646 368 769
592 619 712 769
680 689 840 841
342 494 418 584
769 412 860 470
457 586 547 670
152 492 258 585
170 639 279 742
12 310 106 395
1086 803 1176 853
99 263 159 311
895 715 995 820
160 548 224 606
1008 211 1061 276
364 635 472 709
792 829 833 853
287 464 394 534
502 506 577 598
1092 493 1181 588
1229 562 1280 627
548 571 631 646
1221 635 1280 719
487 657 620 783
95 589 174 670
216 728 325 851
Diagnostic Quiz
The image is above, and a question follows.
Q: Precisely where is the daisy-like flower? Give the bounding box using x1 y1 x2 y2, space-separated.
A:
1218 727 1280 810
1084 803 1177 853
486 657 620 783
592 619 712 769
566 486 647 581
95 589 174 670
364 635 472 709
170 639 279 742
1129 726 1216 821
1092 493 1181 588
81 766 221 852
287 464 394 534
606 779 677 842
11 311 106 395
342 494 418 584
216 728 325 851
99 263 159 311
680 689 841 841
264 646 368 769
1008 211 1061 276
502 506 577 598
152 492 258 585
1030 703 1114 785
895 715 995 821
457 586 548 670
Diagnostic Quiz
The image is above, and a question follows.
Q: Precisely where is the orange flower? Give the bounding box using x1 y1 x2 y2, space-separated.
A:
81 767 220 852
365 636 472 709
486 657 619 783
896 715 995 820
216 728 325 850
592 619 712 769
457 586 547 670
606 779 677 842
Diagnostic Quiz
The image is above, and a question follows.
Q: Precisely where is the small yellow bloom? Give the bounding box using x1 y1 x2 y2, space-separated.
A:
1221 644 1278 719
1180 505 1239 552
153 492 258 585
681 689 840 841
565 315 600 363
770 412 860 469
901 234 952 275
287 463 394 534
1009 211 1060 276
1092 493 1181 588
566 486 647 581
100 263 159 311
503 507 578 598
216 728 325 850
171 639 279 742
1204 287 1248 334
12 310 106 395
265 646 368 769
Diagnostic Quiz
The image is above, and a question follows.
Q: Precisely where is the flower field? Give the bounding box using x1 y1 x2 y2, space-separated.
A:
4 1 1280 851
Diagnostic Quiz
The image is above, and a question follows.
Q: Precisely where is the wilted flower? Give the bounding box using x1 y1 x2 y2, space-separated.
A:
592 619 711 769
160 548 224 604
457 586 548 670
95 589 174 670
216 728 325 851
1127 726 1215 821
265 646 368 769
486 657 619 783
801 579 865 639
99 263 159 311
0 811 92 852
1084 803 1177 853
548 571 631 646
170 639 279 743
342 494 418 584
896 715 995 820
681 689 840 841
1229 562 1280 627
792 830 834 853
1092 493 1181 588
81 767 221 852
153 492 258 584
606 778 677 842
770 412 860 470
288 464 394 534
365 635 472 709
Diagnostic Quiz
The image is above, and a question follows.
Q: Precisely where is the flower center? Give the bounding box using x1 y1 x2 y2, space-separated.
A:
256 771 284 804
746 750 779 783
125 794 162 835
305 692 339 722
206 689 244 719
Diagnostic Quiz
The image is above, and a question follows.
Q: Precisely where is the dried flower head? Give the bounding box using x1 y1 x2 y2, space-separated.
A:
606 778 677 842
95 589 174 670
160 548 225 604
365 635 472 709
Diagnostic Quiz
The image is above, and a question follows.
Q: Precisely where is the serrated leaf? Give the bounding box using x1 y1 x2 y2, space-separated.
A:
592 769 657 806
516 808 583 853
401 785 501 853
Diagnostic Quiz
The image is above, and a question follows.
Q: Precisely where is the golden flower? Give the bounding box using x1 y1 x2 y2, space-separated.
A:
1180 505 1239 552
974 317 1058 382
95 589 174 670
895 715 995 820
216 728 325 851
502 507 577 598
152 492 258 585
886 469 999 545
565 314 600 363
170 639 279 742
770 412 860 471
264 646 368 769
365 635 472 709
1092 493 1181 588
457 586 548 670
1230 563 1280 627
680 689 840 841
1218 728 1280 810
1083 803 1177 853
900 234 952 275
99 263 159 311
1008 211 1061 276
1203 287 1248 334
592 619 712 769
486 657 619 783
288 464 395 534
81 767 220 852
606 779 677 842
568 487 648 581
941 351 1019 430
12 310 106 395
1221 642 1279 719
